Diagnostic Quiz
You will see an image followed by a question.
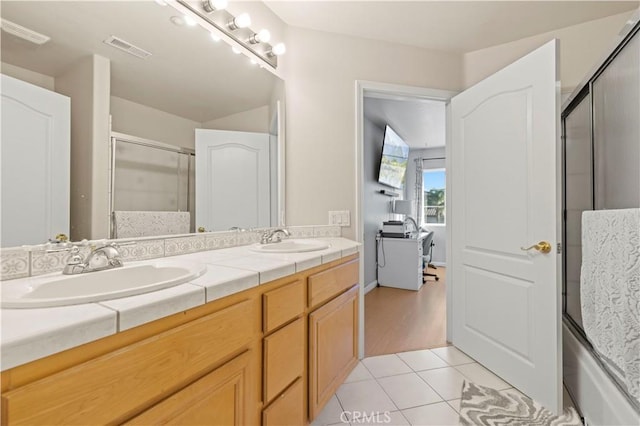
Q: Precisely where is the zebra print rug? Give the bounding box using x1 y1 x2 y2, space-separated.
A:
459 381 582 426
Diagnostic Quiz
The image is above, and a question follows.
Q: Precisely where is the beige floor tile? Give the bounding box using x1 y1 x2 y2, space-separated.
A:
446 398 461 414
430 346 475 366
397 349 449 372
401 402 460 426
361 354 413 378
336 379 397 415
377 373 443 410
418 367 468 400
344 362 374 383
348 411 409 426
455 363 511 390
312 395 349 426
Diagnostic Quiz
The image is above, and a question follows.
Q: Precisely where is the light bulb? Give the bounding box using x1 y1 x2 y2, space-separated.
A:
270 42 286 56
154 0 168 6
231 46 242 55
183 14 197 27
229 13 251 30
210 32 221 42
250 29 271 44
202 0 228 12
250 58 258 65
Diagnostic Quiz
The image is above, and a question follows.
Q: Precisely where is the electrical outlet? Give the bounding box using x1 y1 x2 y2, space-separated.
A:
340 210 350 226
328 210 350 226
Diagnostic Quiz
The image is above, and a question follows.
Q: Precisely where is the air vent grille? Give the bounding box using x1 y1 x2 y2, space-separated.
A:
1 18 50 45
103 35 152 59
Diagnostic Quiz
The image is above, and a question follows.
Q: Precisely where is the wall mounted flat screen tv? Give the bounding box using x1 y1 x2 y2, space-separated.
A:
378 125 410 189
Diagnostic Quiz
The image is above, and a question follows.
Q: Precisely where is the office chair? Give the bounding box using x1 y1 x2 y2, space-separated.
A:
422 231 439 282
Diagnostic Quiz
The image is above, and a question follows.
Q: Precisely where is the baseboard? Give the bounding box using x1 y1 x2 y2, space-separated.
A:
431 261 446 267
562 322 639 425
364 280 378 295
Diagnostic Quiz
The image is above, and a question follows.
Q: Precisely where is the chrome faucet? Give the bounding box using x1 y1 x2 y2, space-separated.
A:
48 241 132 275
260 228 290 244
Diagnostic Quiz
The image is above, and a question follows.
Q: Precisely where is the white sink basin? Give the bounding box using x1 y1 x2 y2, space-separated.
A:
1 261 206 309
250 239 330 253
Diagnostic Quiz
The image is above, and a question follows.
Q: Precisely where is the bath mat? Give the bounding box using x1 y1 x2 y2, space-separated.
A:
459 381 582 426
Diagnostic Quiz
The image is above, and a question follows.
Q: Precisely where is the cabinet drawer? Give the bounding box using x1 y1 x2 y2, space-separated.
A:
263 279 304 333
2 299 256 425
263 317 304 404
262 378 304 426
125 351 250 425
308 259 358 309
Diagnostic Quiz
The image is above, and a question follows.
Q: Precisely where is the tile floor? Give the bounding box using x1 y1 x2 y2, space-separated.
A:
312 345 574 426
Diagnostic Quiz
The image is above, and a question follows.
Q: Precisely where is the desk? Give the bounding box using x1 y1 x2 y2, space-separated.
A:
377 231 432 291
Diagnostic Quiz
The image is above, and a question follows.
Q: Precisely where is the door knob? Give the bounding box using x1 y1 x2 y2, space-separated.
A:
520 241 552 254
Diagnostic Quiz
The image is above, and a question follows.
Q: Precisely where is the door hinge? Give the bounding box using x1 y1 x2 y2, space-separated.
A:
557 242 562 254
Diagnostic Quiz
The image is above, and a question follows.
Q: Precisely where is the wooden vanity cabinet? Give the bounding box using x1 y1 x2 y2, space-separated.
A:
0 254 360 425
1 296 262 425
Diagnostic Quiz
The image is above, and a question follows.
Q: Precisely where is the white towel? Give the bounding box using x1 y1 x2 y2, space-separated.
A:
581 208 640 404
113 211 191 238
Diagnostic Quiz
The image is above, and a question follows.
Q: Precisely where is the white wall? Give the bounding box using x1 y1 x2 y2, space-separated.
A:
1 62 55 91
110 96 200 149
202 105 270 134
407 147 447 265
464 11 635 93
283 26 464 239
362 115 396 287
55 55 111 240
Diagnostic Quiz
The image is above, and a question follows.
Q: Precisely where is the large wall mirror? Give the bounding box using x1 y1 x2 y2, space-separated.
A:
1 1 284 247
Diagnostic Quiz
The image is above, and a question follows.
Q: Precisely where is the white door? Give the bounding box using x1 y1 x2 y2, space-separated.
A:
450 40 561 412
195 129 270 231
1 74 70 247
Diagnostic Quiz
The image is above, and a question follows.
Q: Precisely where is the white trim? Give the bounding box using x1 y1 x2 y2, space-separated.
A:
445 102 453 343
364 280 378 295
355 80 458 358
431 261 447 267
563 322 639 425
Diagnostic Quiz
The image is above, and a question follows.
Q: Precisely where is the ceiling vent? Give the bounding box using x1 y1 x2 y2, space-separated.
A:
0 18 50 45
103 36 152 59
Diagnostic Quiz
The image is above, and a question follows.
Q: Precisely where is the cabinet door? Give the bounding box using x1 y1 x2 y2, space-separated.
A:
309 286 359 420
125 351 251 425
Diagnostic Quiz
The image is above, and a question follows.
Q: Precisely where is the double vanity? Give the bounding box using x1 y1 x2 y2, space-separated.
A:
1 236 360 424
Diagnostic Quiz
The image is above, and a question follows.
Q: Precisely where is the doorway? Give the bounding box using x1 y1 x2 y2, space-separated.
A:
355 81 457 358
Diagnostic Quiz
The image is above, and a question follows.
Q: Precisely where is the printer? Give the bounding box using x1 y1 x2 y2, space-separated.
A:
381 220 410 238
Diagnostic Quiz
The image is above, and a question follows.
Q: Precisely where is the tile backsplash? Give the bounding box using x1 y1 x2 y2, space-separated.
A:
0 225 343 281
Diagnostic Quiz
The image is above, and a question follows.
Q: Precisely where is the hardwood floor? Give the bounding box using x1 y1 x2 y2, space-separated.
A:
364 267 447 356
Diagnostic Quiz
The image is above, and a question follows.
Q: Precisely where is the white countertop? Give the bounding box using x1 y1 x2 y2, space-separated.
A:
0 237 360 371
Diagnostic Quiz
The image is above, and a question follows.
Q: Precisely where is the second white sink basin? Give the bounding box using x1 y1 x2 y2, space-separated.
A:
250 239 330 253
1 261 206 309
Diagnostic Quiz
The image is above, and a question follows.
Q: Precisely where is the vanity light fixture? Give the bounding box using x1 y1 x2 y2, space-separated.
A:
170 0 282 69
268 42 286 57
228 13 251 30
202 0 228 13
249 29 271 44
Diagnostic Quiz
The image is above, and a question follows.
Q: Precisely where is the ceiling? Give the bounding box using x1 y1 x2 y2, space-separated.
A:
0 1 279 123
364 96 446 148
265 1 639 53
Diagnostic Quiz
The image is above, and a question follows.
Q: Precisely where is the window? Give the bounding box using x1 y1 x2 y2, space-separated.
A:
423 169 445 225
